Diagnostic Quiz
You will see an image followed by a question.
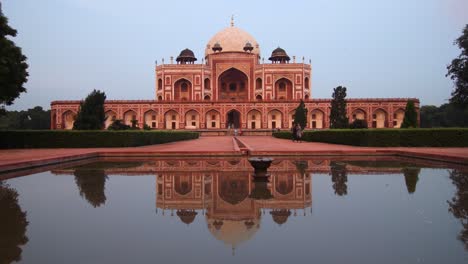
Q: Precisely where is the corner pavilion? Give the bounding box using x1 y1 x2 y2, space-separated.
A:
51 20 419 132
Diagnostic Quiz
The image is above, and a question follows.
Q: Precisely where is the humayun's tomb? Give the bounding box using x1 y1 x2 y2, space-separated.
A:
51 19 419 132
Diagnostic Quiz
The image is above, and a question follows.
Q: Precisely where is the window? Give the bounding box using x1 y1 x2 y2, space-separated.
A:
211 122 216 128
172 115 176 120
272 121 276 129
393 121 397 126
251 122 256 129
192 121 196 126
152 115 156 120
181 82 188 92
252 115 256 120
212 115 216 120
152 122 156 128
279 82 286 91
132 115 136 120
312 121 316 128
272 115 276 120
393 113 397 119
191 115 196 120
312 114 316 119
372 114 376 119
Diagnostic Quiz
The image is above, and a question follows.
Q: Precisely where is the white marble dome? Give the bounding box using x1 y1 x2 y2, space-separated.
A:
205 26 260 57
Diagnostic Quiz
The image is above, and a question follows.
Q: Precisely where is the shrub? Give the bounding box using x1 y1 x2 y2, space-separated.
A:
273 128 468 147
0 130 199 148
349 119 368 129
107 120 130 130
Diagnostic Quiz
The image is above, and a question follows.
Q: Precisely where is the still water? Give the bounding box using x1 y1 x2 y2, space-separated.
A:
1 156 467 264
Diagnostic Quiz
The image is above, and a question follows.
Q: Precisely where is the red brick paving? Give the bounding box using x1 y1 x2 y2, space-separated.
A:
0 136 467 173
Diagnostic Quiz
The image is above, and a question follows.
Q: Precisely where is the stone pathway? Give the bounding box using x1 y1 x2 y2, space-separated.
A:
0 136 467 173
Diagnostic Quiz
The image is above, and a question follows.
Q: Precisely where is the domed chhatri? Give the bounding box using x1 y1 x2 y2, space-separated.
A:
243 42 253 52
176 48 197 64
205 26 260 57
269 47 290 63
212 42 223 52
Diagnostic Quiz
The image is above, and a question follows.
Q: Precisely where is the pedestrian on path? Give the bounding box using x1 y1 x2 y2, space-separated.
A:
295 123 303 143
291 123 298 142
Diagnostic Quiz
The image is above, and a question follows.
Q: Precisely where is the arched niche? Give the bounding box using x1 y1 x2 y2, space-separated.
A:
185 110 200 129
267 109 283 129
372 109 387 128
393 109 405 128
164 110 179 129
205 110 220 129
274 78 293 100
256 78 262 90
174 78 192 101
310 109 325 129
104 110 117 129
144 110 158 129
123 110 137 126
62 110 76 130
247 109 262 129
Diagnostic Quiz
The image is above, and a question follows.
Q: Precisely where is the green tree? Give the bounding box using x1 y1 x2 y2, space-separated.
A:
0 182 29 263
293 99 308 129
448 169 468 249
329 86 348 129
73 89 106 130
401 100 418 128
419 104 468 127
330 161 348 196
402 167 420 194
0 4 29 115
447 25 468 109
0 106 50 129
74 169 108 207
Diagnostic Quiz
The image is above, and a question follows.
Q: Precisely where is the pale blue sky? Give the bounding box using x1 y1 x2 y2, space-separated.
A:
3 0 468 110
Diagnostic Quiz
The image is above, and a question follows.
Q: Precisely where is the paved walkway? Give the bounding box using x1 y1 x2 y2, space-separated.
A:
0 136 467 173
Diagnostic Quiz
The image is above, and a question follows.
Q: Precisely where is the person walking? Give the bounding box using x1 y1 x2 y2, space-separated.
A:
291 123 297 142
295 123 303 143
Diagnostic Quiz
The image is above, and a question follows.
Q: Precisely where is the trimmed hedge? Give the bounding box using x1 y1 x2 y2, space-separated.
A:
0 130 199 148
273 128 468 147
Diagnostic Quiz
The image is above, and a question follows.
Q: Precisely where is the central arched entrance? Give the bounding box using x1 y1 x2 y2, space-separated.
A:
226 109 241 129
218 68 248 101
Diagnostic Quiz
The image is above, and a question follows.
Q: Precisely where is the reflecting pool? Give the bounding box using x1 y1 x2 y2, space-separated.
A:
1 156 468 263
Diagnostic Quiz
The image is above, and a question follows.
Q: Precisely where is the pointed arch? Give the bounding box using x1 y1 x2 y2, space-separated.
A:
158 78 163 90
247 109 262 129
275 174 294 195
256 78 262 90
185 109 200 129
351 108 367 121
174 78 192 101
204 78 211 90
144 110 158 129
164 109 179 129
267 109 283 129
62 110 76 130
123 110 138 126
226 109 241 129
393 108 405 128
205 109 220 129
218 68 248 101
310 109 325 129
372 108 388 128
104 110 117 129
174 174 192 195
275 78 293 100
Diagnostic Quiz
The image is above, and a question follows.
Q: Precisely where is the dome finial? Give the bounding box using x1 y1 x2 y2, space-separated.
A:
231 15 234 27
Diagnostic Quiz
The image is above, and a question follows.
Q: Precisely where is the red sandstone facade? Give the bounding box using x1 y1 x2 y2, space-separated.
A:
51 22 419 131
